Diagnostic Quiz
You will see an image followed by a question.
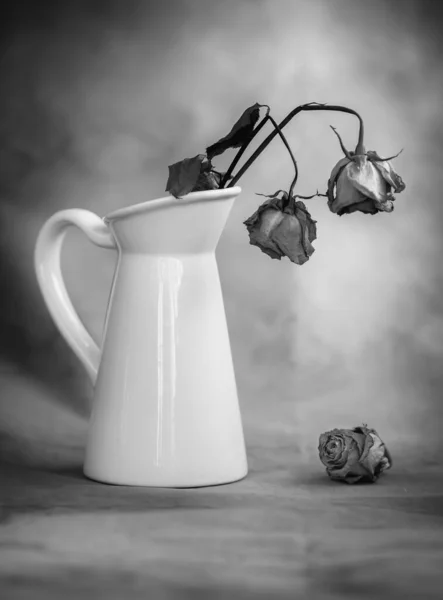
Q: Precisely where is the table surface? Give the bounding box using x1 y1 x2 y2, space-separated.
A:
1 380 443 599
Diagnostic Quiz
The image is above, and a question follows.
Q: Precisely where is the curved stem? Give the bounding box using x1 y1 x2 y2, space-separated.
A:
268 115 298 200
228 103 365 187
220 105 271 188
288 190 328 212
294 191 328 200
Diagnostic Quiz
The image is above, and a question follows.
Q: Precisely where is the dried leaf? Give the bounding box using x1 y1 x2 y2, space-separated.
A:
206 103 261 160
166 154 209 198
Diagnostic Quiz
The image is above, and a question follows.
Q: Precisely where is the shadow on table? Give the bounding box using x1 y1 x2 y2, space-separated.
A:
0 460 260 519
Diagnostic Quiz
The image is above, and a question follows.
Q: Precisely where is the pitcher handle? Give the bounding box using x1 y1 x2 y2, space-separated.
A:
34 209 117 385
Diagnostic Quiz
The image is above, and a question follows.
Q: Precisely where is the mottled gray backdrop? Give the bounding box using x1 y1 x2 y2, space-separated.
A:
0 0 442 468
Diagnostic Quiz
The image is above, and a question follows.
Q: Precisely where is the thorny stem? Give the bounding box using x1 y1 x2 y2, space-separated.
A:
255 190 327 211
294 191 328 200
220 105 271 188
228 103 365 188
288 191 328 212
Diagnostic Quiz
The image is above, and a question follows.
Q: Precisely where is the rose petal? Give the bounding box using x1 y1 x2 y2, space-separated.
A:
329 157 351 189
320 429 366 455
327 452 374 483
345 156 389 203
355 427 392 477
383 444 393 469
368 151 406 193
319 432 340 466
329 163 375 214
323 440 348 468
374 198 395 213
378 457 391 473
328 466 374 484
271 213 311 265
319 432 352 468
337 198 379 215
327 157 350 210
364 432 392 475
245 207 285 260
343 444 365 471
294 200 317 255
345 430 366 455
244 196 284 228
326 440 340 453
318 430 343 451
368 433 387 464
358 433 378 477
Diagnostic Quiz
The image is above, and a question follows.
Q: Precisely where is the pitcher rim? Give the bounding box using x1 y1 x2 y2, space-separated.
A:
103 186 242 223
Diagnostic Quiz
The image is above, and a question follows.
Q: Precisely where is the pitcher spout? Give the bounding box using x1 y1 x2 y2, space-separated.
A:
104 187 242 254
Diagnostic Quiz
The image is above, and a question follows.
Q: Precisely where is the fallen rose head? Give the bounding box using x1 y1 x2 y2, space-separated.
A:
327 127 406 216
243 191 317 265
318 425 392 484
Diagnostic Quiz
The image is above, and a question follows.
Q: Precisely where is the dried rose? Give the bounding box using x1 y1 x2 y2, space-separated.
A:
243 190 317 265
318 425 392 484
190 168 222 192
165 154 225 197
327 127 405 216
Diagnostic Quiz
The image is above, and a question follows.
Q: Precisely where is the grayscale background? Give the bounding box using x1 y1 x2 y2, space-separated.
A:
0 1 442 488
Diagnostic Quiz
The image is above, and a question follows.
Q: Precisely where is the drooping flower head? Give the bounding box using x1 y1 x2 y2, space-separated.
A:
327 127 405 216
243 190 317 265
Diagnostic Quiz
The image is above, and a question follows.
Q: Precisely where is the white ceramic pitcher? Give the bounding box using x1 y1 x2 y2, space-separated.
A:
34 187 248 487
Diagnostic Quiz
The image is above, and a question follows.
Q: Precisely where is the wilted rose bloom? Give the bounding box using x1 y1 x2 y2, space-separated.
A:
243 192 317 265
318 425 392 484
167 154 228 197
191 168 224 192
327 150 405 215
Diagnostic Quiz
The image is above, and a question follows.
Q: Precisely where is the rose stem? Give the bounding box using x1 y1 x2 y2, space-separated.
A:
267 115 299 206
295 192 328 200
287 191 328 212
220 105 271 188
228 103 365 187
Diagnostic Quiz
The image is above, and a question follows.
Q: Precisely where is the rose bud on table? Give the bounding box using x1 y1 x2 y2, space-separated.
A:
318 425 392 484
